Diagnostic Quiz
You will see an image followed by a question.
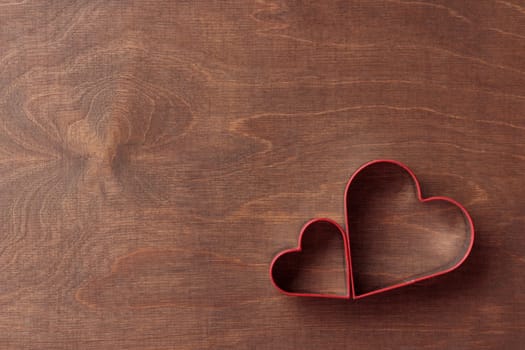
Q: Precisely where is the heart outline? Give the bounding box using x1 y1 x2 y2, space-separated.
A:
270 159 475 299
270 218 351 299
347 160 475 299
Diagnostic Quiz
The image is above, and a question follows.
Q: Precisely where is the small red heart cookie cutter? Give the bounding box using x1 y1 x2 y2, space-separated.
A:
270 159 475 299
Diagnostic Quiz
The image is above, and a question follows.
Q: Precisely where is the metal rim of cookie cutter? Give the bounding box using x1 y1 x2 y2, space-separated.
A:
269 159 475 300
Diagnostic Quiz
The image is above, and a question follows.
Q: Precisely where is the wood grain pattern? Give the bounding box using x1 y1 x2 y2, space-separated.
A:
1 0 524 348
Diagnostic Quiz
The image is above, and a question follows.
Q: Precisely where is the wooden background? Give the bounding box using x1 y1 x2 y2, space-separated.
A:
1 0 524 348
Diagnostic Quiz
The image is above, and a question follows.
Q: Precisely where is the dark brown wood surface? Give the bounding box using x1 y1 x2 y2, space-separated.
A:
1 0 524 348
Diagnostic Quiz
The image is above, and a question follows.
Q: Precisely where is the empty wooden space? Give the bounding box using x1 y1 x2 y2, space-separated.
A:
1 0 524 349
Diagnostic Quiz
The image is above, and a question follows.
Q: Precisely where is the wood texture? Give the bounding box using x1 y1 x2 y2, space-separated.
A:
1 0 524 348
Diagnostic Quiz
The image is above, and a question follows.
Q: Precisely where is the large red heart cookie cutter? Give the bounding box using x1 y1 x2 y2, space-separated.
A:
270 160 475 299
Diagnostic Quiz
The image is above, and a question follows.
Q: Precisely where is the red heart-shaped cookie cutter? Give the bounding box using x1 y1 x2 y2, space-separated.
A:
270 160 475 299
